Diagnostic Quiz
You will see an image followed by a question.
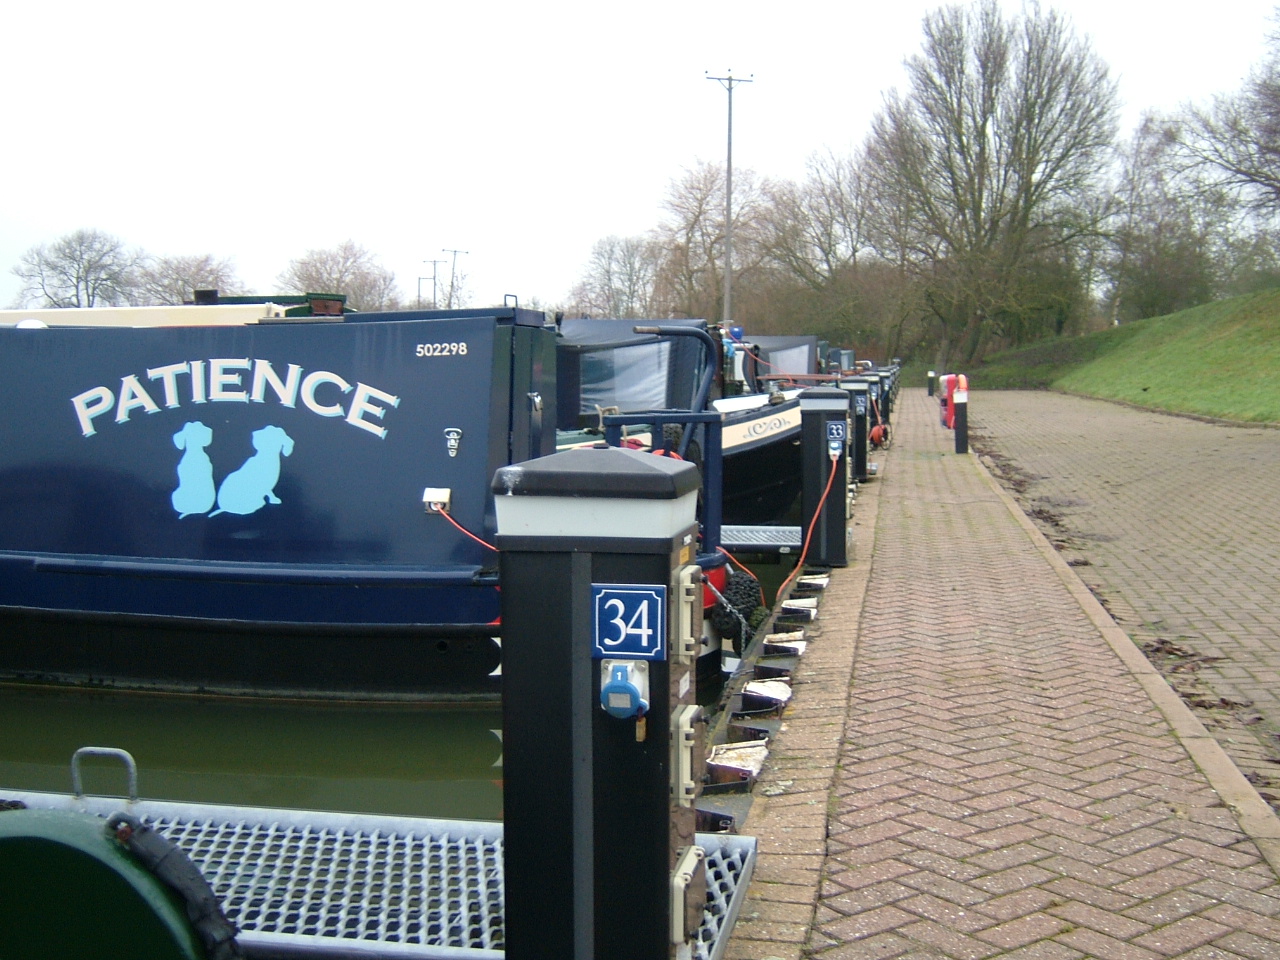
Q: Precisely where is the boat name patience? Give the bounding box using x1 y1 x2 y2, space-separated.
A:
71 357 401 440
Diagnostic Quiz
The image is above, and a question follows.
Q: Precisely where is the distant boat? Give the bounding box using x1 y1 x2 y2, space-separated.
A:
555 319 826 677
715 333 821 526
555 321 821 528
712 387 803 526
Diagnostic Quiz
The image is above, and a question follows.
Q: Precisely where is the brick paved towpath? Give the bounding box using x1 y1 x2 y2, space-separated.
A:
725 388 1280 960
970 392 1280 800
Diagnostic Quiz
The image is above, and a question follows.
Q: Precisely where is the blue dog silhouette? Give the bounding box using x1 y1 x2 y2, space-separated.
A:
170 421 216 518
209 425 294 517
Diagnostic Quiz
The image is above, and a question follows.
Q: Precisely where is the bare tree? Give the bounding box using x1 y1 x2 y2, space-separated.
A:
650 161 770 322
1177 32 1280 217
751 150 904 351
760 151 871 291
651 162 727 320
1107 112 1280 321
1105 116 1219 321
439 269 471 311
277 240 401 311
570 235 662 318
1215 224 1280 296
134 253 247 305
10 228 144 308
863 0 1119 365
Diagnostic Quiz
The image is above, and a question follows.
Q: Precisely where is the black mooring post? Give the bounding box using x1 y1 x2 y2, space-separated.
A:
877 371 894 426
954 376 969 455
842 377 870 483
494 446 705 960
493 547 592 960
800 388 850 567
866 373 883 430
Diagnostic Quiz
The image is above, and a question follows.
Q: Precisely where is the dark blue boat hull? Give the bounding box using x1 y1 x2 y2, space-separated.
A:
0 308 554 698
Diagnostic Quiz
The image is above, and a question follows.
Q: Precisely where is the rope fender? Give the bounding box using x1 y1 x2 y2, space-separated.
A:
107 812 243 960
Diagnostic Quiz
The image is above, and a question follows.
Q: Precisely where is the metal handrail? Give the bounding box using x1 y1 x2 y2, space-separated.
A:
603 410 724 552
632 324 719 458
70 746 138 802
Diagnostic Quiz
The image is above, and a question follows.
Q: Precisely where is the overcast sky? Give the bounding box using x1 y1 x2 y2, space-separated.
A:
2 0 1274 311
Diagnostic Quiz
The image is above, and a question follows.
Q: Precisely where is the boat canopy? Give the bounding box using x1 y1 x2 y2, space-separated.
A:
555 317 710 430
745 335 819 376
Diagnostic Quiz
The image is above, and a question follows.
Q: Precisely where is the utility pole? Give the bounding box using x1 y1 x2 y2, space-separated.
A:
706 71 752 329
442 248 469 309
418 259 445 309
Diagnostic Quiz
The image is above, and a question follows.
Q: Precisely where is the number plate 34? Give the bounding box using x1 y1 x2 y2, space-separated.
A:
591 584 667 660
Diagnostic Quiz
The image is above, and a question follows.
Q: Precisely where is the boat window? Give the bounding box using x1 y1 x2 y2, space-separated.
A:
763 344 813 375
579 341 672 414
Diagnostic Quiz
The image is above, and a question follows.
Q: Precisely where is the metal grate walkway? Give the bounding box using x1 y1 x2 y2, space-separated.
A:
2 790 755 960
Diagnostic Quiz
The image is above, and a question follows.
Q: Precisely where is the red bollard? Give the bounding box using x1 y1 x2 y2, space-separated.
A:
941 374 958 429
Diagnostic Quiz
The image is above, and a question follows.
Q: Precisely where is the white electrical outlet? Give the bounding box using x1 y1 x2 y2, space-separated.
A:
422 487 452 513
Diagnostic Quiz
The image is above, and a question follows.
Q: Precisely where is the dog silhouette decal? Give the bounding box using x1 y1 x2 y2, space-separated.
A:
170 421 216 518
208 425 295 517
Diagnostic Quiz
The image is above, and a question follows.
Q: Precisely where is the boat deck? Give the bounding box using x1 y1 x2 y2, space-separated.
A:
2 789 756 960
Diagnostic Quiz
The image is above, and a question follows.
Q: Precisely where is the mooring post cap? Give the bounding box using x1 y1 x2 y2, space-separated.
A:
492 446 701 540
799 387 850 411
492 445 699 501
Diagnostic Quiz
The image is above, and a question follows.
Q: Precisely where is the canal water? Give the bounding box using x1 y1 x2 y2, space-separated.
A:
0 686 504 821
0 557 795 823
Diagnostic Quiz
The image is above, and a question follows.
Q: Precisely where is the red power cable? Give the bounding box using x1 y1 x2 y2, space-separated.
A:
716 546 767 608
774 452 840 604
437 506 498 552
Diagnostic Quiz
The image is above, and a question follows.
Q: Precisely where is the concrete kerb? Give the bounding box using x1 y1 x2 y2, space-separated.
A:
971 445 1280 879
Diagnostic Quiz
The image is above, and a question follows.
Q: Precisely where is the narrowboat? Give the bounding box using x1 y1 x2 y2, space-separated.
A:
0 303 556 699
555 321 821 528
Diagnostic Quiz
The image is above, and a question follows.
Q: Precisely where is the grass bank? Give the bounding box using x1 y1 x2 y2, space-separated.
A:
969 289 1280 424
